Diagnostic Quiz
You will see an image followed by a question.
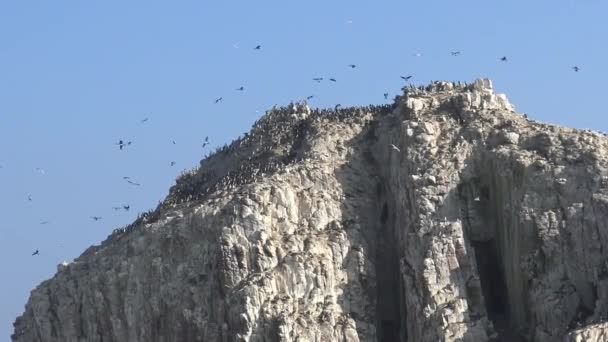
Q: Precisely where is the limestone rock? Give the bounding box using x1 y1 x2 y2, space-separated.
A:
13 80 608 342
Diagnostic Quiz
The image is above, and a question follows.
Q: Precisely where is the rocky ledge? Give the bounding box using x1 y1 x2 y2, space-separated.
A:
13 79 608 342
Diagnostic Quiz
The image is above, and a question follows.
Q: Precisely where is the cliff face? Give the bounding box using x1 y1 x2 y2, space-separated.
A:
13 79 608 342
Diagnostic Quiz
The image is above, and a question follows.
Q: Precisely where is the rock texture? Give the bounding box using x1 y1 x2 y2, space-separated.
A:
13 79 608 342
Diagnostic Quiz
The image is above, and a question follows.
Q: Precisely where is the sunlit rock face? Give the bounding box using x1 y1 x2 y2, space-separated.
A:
13 79 608 342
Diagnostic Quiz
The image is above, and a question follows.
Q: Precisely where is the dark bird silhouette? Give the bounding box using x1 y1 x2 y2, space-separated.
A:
127 180 141 186
335 104 341 110
27 195 32 202
214 97 223 104
348 64 356 68
122 176 131 180
236 86 244 91
91 216 102 221
306 95 314 100
451 51 461 56
123 205 130 211
500 56 508 62
112 206 122 211
140 118 149 124
40 221 50 225
401 75 413 81
573 66 580 72
172 140 176 145
329 78 337 82
32 249 39 256
117 140 132 150
254 45 261 50
202 136 210 148
170 161 176 166
384 93 389 100
312 77 323 83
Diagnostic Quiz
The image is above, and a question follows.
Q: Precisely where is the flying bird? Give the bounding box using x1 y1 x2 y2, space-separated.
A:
40 221 50 225
573 66 580 72
202 136 210 148
236 86 244 91
122 176 131 180
170 161 176 166
401 75 413 81
306 95 314 100
500 56 508 62
451 51 461 56
390 144 401 152
140 118 149 124
117 140 132 150
32 249 39 256
348 64 356 69
254 45 261 50
127 180 141 186
172 140 176 145
312 77 323 83
214 97 223 104
91 216 102 221
329 78 337 82
123 205 130 211
27 195 32 202
334 104 341 110
384 93 389 100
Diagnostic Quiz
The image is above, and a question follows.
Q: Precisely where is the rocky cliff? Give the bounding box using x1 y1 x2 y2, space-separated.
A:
13 79 608 342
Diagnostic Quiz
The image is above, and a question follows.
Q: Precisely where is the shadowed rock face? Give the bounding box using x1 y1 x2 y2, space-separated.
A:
13 79 608 342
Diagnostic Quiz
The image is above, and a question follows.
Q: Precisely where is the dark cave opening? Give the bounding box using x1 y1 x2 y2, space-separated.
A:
376 202 404 342
472 239 515 340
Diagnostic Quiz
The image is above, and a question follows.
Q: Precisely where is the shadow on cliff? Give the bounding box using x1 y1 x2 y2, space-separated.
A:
331 110 406 342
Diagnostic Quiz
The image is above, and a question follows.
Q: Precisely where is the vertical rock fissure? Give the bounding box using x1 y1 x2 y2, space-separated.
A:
375 199 405 341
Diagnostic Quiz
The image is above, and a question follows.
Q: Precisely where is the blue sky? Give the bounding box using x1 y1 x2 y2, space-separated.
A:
0 0 606 339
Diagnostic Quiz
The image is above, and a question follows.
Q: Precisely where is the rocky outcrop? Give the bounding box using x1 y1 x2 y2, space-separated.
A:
13 79 608 341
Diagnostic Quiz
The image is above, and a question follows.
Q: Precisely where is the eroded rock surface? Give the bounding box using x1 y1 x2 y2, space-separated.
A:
13 79 608 341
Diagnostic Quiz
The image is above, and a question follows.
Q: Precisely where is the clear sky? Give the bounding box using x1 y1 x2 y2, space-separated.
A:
0 0 606 339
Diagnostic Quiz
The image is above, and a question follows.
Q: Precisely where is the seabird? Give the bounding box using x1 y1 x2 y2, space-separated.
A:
451 51 461 56
123 205 130 211
140 118 149 124
500 56 508 62
170 161 176 166
384 93 389 100
91 216 102 221
348 64 356 68
254 45 261 50
306 95 314 100
122 176 131 180
117 140 132 150
573 66 580 72
312 77 323 83
214 97 223 104
127 180 141 186
32 249 39 256
329 78 337 82
236 86 245 91
27 195 32 201
40 221 50 225
401 75 412 81
474 197 480 202
390 144 401 152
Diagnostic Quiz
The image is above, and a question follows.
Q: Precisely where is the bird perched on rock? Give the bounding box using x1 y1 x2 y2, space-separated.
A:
401 75 413 81
390 144 401 152
32 249 39 256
